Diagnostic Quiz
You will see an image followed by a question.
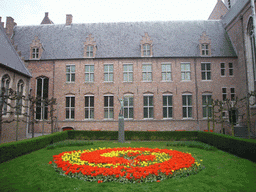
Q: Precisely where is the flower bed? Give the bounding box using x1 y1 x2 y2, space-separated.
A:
49 147 204 183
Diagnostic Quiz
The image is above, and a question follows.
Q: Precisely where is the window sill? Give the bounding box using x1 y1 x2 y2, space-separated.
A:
123 81 133 83
66 82 75 84
64 119 75 121
182 118 193 120
84 82 94 84
161 80 172 82
143 118 154 120
103 81 114 83
181 80 192 82
142 81 152 83
201 80 212 81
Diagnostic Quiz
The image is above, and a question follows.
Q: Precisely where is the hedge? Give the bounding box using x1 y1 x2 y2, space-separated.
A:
0 131 68 163
1 130 256 163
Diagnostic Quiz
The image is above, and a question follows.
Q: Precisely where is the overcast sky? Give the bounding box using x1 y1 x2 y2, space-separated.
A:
1 0 220 26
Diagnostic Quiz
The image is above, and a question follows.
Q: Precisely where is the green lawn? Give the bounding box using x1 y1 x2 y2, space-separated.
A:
1 141 256 192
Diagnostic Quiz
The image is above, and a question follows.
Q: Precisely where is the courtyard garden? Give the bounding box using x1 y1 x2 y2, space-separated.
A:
0 131 256 192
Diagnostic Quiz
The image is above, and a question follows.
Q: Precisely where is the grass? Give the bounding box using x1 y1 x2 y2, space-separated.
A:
1 141 256 192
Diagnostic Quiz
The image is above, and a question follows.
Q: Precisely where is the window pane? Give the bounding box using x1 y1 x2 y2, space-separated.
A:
66 109 69 119
104 96 108 107
109 65 113 72
85 109 89 118
85 66 89 72
66 97 70 107
129 108 134 118
162 65 166 71
168 96 172 106
66 66 70 72
109 96 113 106
144 96 148 106
149 108 154 118
182 96 186 105
167 73 171 80
207 72 211 80
188 95 192 105
221 63 225 68
109 74 113 81
85 74 89 81
129 73 133 81
71 109 75 119
162 73 166 81
85 97 89 107
109 109 114 118
201 64 205 70
90 74 94 82
90 97 94 107
168 107 172 118
186 72 190 80
71 66 75 72
183 107 187 118
202 72 205 80
124 108 128 118
71 97 75 107
149 96 153 106
71 74 75 82
144 108 148 118
163 96 167 106
188 107 192 117
181 73 185 80
123 65 127 71
163 107 167 118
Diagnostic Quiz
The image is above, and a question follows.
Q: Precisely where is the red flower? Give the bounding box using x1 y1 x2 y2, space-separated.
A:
157 180 161 182
48 161 52 164
98 180 103 183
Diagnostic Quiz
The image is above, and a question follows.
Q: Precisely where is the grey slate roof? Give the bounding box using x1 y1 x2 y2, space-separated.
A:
222 0 250 27
13 20 237 60
0 25 31 77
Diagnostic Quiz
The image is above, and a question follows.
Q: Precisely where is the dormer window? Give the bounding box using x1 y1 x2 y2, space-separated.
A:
32 48 39 59
199 32 211 57
30 36 43 60
201 44 209 56
84 34 96 58
143 44 150 56
140 32 153 57
86 45 94 57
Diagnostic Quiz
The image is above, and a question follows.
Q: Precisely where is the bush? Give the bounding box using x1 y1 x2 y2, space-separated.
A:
197 132 256 162
167 141 217 151
46 140 93 149
0 131 68 163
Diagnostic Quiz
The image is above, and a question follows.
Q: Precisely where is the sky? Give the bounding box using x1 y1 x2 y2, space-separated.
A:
1 0 220 26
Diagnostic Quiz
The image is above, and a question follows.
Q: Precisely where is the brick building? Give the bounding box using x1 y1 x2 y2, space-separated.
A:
1 0 256 139
0 20 31 143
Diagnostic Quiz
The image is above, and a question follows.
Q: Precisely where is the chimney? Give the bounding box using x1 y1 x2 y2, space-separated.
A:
41 12 54 24
0 17 4 28
66 14 73 25
5 17 17 40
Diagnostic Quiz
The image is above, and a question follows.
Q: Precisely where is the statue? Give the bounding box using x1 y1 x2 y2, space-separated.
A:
118 97 124 116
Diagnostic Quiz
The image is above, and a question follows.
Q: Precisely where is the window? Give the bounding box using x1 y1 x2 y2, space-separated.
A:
221 63 225 76
162 63 172 81
66 65 75 83
1 74 10 115
16 80 24 115
104 64 113 82
124 95 133 119
85 96 94 119
104 95 114 119
123 64 133 82
143 44 150 56
201 63 211 80
229 63 234 76
201 44 209 56
143 95 154 119
228 0 231 8
181 63 191 81
36 77 49 120
182 95 192 118
32 48 39 59
222 88 227 101
85 65 94 82
231 88 235 101
142 64 152 81
202 94 212 118
163 95 172 119
66 96 75 120
86 45 93 57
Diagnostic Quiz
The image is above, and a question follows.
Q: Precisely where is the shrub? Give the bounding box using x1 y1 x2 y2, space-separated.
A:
167 141 217 151
46 140 93 150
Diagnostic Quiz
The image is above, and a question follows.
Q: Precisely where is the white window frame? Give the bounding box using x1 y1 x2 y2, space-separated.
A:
202 94 212 119
104 95 114 119
84 95 94 120
124 94 134 119
222 87 227 101
86 45 94 57
161 63 172 82
123 64 133 82
143 94 154 119
181 63 191 81
201 44 209 56
66 64 75 83
229 63 234 76
16 80 24 116
143 44 150 56
163 94 173 119
85 64 94 83
36 76 49 120
231 87 235 101
104 64 114 82
182 94 192 119
1 74 11 116
32 48 39 59
220 63 225 77
65 96 75 120
201 63 211 80
142 63 152 82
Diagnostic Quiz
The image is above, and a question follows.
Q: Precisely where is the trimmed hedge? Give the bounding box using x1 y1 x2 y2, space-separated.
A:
1 130 256 164
197 132 256 163
0 131 68 163
67 130 198 141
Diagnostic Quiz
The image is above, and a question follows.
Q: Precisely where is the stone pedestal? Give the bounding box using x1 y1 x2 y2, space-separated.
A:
118 114 125 143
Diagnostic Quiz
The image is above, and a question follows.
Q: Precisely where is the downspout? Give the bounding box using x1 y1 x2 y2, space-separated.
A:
194 58 199 131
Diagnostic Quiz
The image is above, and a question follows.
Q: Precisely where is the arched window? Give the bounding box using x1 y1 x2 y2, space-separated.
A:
16 80 24 115
247 17 256 80
36 76 49 120
1 74 11 115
